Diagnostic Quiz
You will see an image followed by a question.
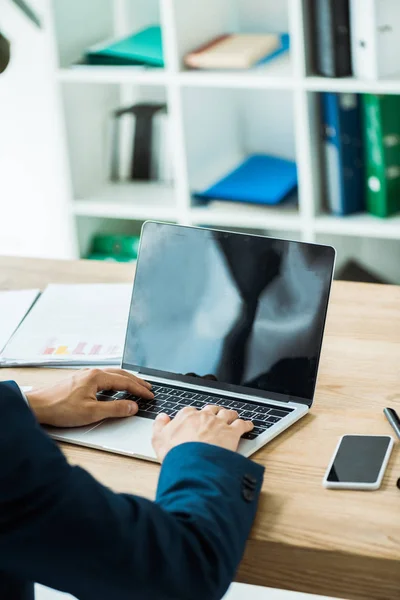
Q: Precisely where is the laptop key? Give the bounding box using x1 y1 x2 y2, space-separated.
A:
167 389 184 398
136 398 150 407
241 403 258 412
162 408 176 417
160 401 176 410
190 400 207 408
254 413 270 421
204 396 219 404
252 419 268 428
97 394 114 402
203 396 219 404
156 393 170 400
217 399 233 407
242 432 258 440
181 392 196 400
152 399 166 406
99 390 116 398
253 426 266 435
240 411 255 420
228 400 246 410
137 410 157 420
269 409 290 418
266 416 280 424
254 406 271 415
112 391 131 399
149 410 162 418
190 393 204 400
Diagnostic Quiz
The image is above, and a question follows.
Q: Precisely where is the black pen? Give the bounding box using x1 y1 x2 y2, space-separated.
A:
383 407 400 440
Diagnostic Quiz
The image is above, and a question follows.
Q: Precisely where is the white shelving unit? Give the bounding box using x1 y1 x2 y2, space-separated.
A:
48 0 400 282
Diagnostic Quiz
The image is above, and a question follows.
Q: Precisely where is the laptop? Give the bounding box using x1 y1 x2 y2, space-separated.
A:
49 222 335 461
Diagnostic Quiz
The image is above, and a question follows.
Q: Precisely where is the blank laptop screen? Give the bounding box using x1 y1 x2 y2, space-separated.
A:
123 223 335 404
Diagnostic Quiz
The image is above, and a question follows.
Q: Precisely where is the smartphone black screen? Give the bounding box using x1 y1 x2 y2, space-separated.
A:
327 435 392 483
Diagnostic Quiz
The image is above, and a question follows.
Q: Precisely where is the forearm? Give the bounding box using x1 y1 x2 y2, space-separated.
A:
156 443 264 597
1 450 262 600
0 385 264 600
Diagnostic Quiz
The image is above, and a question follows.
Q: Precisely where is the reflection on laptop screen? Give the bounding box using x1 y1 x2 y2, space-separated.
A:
123 223 335 403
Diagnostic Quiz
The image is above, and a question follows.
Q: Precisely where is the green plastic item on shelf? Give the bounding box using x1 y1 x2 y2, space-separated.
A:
91 234 140 258
84 26 164 68
86 253 136 263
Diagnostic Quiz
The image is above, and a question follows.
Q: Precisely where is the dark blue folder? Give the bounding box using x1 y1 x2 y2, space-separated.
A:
321 93 365 215
196 154 298 205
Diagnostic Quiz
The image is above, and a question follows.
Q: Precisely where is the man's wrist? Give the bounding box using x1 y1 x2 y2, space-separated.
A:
24 390 47 423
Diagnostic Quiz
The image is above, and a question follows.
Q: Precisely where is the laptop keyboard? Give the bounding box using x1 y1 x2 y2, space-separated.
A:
97 384 294 440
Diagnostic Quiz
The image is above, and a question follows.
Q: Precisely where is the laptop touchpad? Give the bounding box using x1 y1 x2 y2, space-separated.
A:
81 416 157 460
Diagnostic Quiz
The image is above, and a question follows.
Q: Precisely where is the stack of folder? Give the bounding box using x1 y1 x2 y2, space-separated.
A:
362 94 400 218
81 26 164 68
195 154 298 207
320 92 400 219
310 0 400 80
320 92 365 216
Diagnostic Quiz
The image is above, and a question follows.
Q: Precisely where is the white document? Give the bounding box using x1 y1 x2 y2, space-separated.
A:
0 289 40 353
350 0 400 80
1 284 132 367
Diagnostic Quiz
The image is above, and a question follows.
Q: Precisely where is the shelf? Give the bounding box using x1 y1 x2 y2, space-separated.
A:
178 54 294 90
57 55 294 89
58 67 168 85
305 75 400 95
190 203 300 231
72 183 177 221
314 214 400 239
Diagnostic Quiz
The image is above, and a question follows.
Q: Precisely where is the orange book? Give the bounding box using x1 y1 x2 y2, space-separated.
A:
184 33 284 69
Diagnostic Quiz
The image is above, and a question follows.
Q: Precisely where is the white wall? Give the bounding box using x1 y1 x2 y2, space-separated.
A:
0 0 75 258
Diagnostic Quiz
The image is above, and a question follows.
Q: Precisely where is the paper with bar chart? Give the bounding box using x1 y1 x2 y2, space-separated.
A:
0 284 132 367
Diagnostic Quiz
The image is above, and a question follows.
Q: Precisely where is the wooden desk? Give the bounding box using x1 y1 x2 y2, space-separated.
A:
1 256 400 600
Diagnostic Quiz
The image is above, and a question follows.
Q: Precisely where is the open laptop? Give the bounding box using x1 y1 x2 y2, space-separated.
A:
49 223 335 461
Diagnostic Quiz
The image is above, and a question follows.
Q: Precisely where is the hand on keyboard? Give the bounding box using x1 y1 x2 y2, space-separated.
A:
26 368 154 427
152 405 254 462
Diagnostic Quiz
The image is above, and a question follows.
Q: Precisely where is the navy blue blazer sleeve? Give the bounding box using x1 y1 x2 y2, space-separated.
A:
0 382 264 600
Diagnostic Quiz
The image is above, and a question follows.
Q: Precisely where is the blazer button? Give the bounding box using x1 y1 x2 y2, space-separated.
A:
242 487 255 503
243 473 257 489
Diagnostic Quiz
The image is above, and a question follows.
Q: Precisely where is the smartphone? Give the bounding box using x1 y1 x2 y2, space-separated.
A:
323 434 394 490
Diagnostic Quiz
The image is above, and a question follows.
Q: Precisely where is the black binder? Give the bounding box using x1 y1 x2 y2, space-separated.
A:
110 103 167 182
310 0 352 77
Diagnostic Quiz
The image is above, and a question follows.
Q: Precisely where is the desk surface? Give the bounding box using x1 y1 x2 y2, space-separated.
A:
1 256 400 600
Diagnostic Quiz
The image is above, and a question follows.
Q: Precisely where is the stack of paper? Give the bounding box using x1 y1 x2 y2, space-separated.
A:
0 284 132 367
0 289 40 353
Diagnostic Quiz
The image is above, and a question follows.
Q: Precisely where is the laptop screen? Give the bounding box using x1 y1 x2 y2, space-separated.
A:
122 223 335 405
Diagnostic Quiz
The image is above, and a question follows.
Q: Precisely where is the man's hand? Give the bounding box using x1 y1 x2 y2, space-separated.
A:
152 405 254 462
26 368 154 427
